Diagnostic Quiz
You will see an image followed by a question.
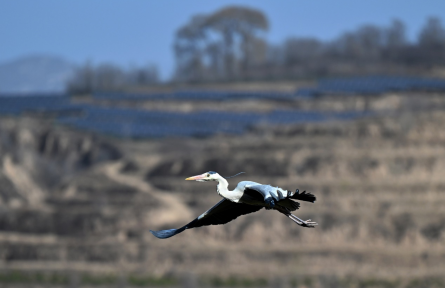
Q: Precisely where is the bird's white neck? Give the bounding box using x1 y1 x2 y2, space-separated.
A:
215 175 242 202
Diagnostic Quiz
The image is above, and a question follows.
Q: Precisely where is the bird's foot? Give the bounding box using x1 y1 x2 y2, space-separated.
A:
288 214 318 228
265 198 275 209
299 219 318 228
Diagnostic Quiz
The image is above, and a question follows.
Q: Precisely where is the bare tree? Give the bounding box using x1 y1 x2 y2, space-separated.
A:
172 12 445 82
173 6 268 82
66 61 95 94
383 19 407 63
94 64 125 91
127 65 159 86
386 19 407 49
205 6 268 79
66 62 159 94
418 17 445 65
174 15 208 82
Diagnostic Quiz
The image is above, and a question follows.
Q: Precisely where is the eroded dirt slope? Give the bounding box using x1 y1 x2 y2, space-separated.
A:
0 97 444 283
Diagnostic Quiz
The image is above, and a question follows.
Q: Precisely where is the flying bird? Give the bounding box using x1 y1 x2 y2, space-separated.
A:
150 171 317 239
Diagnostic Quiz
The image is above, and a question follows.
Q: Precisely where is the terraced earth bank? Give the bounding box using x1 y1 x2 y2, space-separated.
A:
0 93 445 287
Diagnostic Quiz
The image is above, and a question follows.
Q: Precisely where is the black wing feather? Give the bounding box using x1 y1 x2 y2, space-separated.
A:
150 199 263 239
240 188 266 202
291 190 316 203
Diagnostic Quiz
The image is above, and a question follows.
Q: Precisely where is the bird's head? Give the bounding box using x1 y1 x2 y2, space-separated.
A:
185 171 245 182
185 171 220 182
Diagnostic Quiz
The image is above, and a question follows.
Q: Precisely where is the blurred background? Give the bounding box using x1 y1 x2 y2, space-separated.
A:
1 1 445 287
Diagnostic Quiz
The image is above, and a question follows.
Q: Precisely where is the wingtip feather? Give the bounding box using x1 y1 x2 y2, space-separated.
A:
291 189 317 203
150 228 185 239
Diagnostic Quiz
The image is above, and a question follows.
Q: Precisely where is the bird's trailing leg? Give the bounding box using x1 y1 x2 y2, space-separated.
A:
275 206 317 228
288 213 318 228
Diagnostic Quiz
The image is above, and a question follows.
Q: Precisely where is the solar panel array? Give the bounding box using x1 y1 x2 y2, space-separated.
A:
300 76 445 96
0 95 368 138
58 107 366 138
93 90 296 101
0 95 79 115
91 76 445 102
2 75 444 138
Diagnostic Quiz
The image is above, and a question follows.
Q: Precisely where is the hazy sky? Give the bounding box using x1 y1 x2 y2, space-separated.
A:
1 1 444 79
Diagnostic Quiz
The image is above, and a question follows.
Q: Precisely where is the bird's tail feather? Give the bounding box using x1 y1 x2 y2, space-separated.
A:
150 226 186 239
290 189 316 203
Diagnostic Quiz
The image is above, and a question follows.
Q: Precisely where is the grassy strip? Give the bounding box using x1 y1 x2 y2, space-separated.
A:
201 276 268 287
81 273 118 285
127 275 178 286
0 271 69 285
0 271 177 286
0 271 444 288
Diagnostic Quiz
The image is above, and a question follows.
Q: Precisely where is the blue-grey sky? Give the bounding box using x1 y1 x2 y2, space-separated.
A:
1 1 444 79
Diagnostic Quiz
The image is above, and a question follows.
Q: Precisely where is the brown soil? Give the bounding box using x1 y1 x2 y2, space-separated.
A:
1 92 445 286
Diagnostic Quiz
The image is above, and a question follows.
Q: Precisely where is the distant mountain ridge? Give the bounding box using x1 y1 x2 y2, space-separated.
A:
0 55 74 94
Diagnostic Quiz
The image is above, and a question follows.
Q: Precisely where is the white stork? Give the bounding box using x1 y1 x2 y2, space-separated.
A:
150 171 317 239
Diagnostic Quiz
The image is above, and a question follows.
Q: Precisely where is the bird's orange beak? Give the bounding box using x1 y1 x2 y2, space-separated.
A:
185 174 206 181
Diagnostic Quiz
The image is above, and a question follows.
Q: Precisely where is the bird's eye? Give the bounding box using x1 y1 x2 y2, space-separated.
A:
207 173 210 177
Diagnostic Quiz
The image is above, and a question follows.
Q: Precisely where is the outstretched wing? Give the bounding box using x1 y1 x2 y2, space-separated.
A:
150 199 263 239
